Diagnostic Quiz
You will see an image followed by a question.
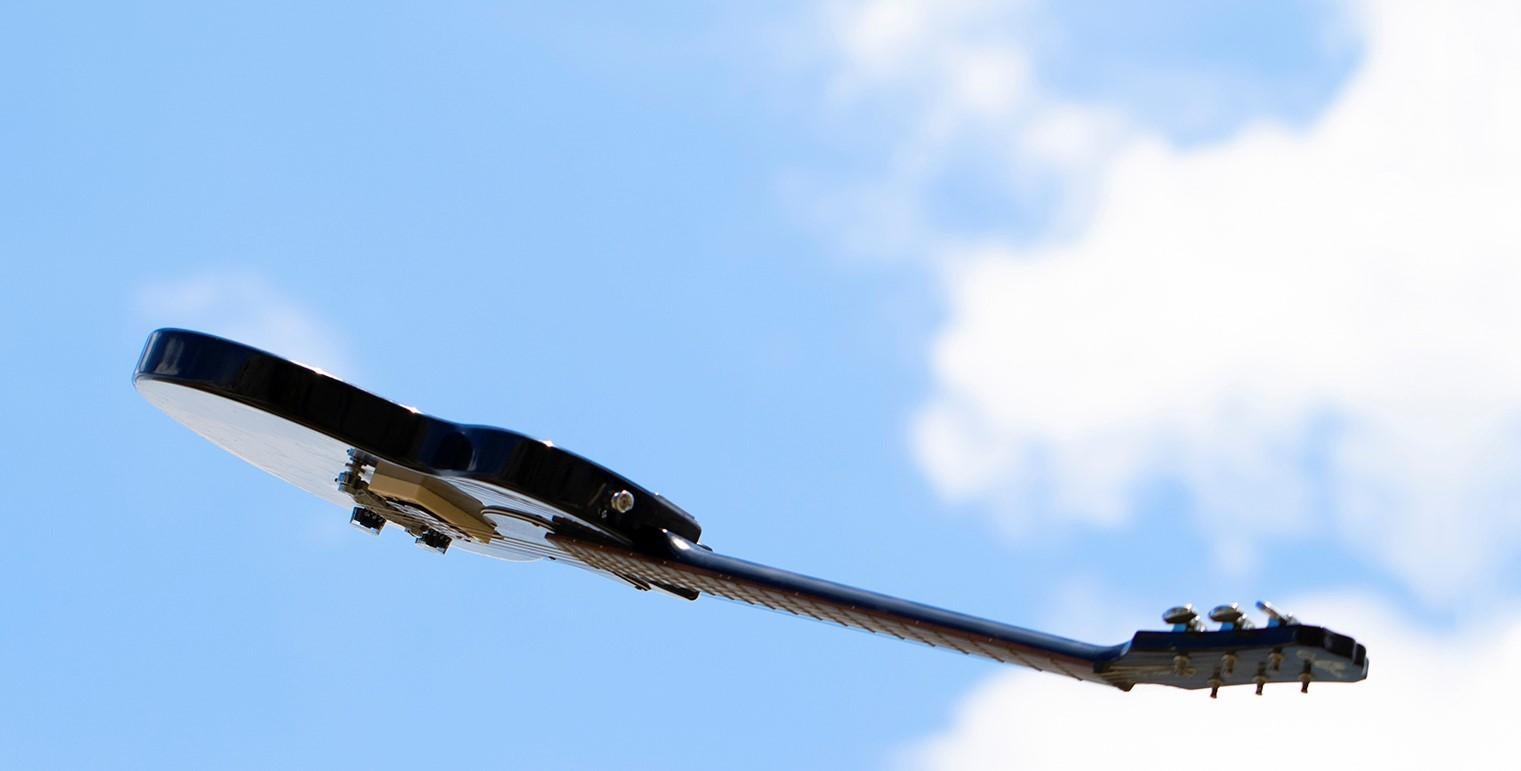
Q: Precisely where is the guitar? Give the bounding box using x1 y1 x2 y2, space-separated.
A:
134 328 1369 696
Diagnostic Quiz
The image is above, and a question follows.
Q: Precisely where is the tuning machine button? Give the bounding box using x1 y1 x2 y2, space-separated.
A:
1208 603 1255 631
1256 600 1299 627
1162 604 1205 632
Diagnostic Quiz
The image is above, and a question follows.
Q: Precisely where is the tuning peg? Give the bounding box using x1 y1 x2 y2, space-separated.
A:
1162 604 1205 632
1208 603 1254 631
1256 600 1298 627
1172 654 1195 676
1220 652 1238 675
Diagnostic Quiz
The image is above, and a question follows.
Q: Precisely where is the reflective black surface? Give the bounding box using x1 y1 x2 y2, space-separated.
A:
135 328 702 544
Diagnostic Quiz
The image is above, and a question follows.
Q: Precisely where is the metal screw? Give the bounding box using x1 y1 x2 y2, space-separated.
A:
609 489 635 514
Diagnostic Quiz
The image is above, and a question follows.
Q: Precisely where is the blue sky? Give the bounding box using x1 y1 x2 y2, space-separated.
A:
4 2 1516 768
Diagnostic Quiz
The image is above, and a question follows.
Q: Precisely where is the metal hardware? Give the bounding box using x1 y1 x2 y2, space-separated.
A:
1172 654 1195 676
1256 600 1298 627
415 528 451 555
1208 603 1254 631
609 489 636 514
349 507 386 535
1163 604 1205 632
336 449 372 495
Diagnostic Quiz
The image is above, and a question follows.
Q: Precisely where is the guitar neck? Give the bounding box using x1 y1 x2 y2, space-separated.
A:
551 528 1127 687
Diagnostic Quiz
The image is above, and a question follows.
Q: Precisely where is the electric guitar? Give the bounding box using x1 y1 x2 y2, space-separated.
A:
134 328 1369 696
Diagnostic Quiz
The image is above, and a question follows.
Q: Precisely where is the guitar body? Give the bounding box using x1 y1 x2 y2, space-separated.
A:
136 328 700 576
135 328 1369 694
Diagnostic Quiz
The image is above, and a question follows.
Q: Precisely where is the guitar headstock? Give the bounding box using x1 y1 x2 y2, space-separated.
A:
1099 601 1369 696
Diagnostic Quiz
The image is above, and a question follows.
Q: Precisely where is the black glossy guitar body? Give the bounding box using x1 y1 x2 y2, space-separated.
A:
135 329 1369 694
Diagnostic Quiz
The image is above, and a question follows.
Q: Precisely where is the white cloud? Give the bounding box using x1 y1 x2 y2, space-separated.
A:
825 0 1521 599
897 595 1520 771
135 271 353 378
815 0 1131 256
